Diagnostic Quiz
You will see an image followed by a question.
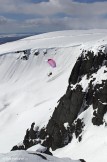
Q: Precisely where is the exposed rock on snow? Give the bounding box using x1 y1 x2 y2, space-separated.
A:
42 48 107 150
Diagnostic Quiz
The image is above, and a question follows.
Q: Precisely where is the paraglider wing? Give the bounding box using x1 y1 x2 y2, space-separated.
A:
47 59 56 68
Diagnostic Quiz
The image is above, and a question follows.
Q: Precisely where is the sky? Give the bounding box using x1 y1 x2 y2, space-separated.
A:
0 0 107 34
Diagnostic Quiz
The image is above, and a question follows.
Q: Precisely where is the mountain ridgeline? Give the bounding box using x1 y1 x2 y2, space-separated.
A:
12 46 107 153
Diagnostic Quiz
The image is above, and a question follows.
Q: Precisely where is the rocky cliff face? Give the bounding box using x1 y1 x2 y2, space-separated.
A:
11 46 107 152
42 47 107 150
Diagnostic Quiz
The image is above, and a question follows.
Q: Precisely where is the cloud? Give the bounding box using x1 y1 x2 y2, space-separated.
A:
74 0 107 3
0 0 107 33
23 15 107 31
0 16 14 25
0 16 8 25
0 0 107 17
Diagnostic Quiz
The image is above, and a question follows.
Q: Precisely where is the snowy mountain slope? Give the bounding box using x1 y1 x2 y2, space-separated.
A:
0 30 84 153
0 30 107 162
0 48 78 152
0 150 80 162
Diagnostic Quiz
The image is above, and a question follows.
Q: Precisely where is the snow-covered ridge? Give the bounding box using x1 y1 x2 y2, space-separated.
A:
0 150 80 162
0 29 107 54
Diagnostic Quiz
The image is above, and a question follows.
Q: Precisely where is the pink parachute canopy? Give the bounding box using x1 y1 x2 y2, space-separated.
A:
47 59 56 68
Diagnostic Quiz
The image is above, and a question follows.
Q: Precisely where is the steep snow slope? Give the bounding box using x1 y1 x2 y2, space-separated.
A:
0 48 79 152
0 30 83 153
0 29 107 158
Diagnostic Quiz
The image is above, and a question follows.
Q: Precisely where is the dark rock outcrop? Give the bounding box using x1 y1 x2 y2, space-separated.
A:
92 81 107 125
21 55 28 60
80 159 86 162
34 50 39 56
11 123 40 151
42 48 107 150
43 84 85 150
20 49 31 60
11 145 24 151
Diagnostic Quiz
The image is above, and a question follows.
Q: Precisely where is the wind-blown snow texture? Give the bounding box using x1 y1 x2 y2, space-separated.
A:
0 150 80 162
0 30 107 162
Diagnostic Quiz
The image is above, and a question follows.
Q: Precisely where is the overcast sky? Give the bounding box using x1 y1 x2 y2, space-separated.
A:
0 0 107 34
